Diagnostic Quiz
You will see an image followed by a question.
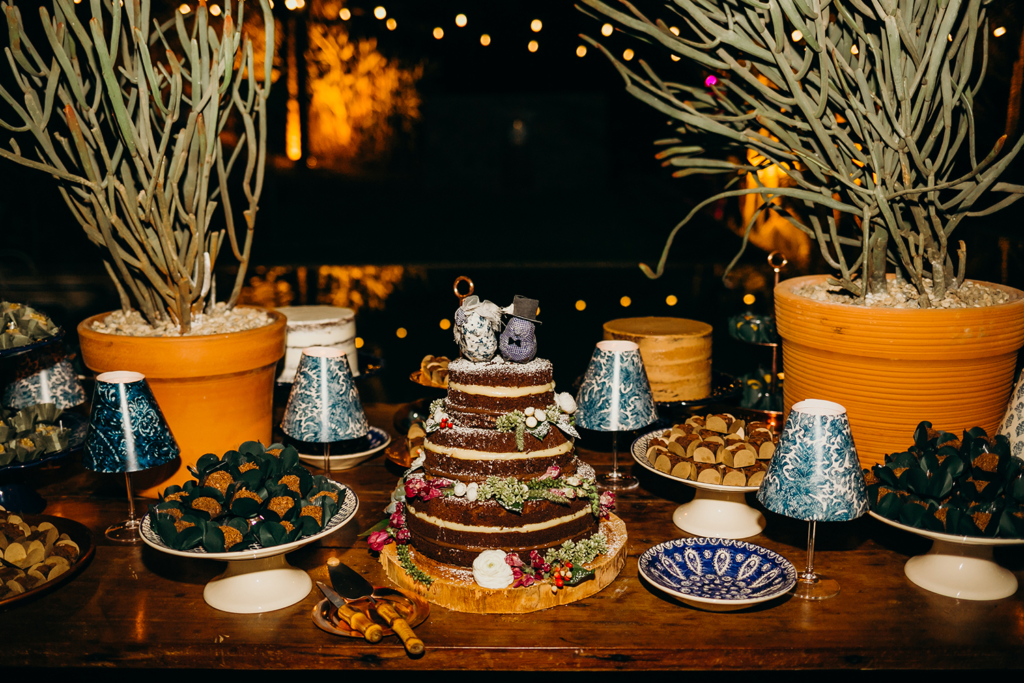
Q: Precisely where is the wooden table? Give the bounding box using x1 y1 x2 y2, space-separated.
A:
2 403 1022 671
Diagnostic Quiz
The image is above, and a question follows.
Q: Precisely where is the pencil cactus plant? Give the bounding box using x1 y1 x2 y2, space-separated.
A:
581 0 1024 305
0 0 274 332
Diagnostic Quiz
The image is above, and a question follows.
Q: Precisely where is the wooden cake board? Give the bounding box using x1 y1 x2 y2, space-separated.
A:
379 514 627 613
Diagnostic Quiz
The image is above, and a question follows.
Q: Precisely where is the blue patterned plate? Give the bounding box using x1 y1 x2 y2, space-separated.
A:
296 426 391 470
638 537 796 611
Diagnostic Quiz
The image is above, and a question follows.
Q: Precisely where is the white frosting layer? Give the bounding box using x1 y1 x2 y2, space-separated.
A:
448 381 554 397
407 504 590 533
424 438 572 461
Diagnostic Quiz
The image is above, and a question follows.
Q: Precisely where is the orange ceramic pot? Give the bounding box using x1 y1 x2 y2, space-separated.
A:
775 276 1024 469
78 309 286 497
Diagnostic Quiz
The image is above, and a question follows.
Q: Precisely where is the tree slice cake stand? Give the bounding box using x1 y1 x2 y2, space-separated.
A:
379 514 627 613
631 431 766 539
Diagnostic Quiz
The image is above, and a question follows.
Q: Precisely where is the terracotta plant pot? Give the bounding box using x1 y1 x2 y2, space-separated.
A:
775 275 1024 468
78 309 286 496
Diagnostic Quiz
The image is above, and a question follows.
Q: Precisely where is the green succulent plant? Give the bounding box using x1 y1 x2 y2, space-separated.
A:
867 421 1024 537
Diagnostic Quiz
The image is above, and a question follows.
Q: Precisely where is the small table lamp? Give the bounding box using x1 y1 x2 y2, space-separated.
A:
84 371 179 543
281 347 369 477
576 340 658 491
756 399 868 600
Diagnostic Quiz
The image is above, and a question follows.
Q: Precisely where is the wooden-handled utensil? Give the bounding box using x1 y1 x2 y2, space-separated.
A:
316 581 383 643
328 561 425 655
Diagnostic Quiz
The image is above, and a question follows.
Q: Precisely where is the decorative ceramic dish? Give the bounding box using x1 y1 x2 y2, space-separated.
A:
0 513 94 608
638 537 796 611
869 511 1024 600
141 482 359 613
632 430 766 539
297 426 391 470
0 329 65 360
312 585 429 638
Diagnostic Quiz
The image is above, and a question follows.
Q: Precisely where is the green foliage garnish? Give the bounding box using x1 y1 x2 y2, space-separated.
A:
398 544 434 586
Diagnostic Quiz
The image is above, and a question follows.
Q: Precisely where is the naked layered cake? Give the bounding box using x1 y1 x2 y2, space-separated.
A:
371 289 618 597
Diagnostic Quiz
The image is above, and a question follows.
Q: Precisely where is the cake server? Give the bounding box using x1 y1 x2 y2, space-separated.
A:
316 580 383 643
328 561 425 655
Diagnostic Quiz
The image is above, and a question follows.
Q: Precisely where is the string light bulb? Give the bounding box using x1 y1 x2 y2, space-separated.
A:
531 19 543 32
179 3 190 13
433 27 444 39
339 8 351 20
623 48 634 60
601 23 613 37
620 296 632 307
209 4 221 16
994 26 1007 37
480 34 491 46
387 18 397 30
666 295 678 306
575 300 587 311
528 40 539 52
576 45 587 57
374 6 386 19
456 13 467 27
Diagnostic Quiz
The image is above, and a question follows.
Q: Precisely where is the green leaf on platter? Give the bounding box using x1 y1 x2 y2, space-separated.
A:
203 524 226 553
927 470 954 501
258 521 289 547
898 503 930 529
154 514 178 544
239 441 266 457
297 515 320 537
913 422 933 450
890 452 918 470
903 468 929 496
358 517 390 538
876 490 903 519
195 452 221 473
230 496 261 519
940 452 964 480
173 523 205 551
873 465 899 489
1012 476 1024 503
563 568 595 587
280 446 299 471
935 432 959 448
920 452 940 476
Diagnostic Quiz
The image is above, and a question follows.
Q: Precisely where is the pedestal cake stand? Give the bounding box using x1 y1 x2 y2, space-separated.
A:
632 430 765 539
141 482 358 613
869 511 1024 600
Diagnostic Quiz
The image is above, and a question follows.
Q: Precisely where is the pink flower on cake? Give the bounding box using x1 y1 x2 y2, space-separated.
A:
599 491 616 519
512 568 535 588
367 530 394 552
394 528 411 544
404 477 428 499
504 552 524 568
529 550 550 574
539 465 561 480
389 509 406 528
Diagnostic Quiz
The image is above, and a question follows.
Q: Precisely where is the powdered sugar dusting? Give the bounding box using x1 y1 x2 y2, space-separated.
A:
449 357 552 376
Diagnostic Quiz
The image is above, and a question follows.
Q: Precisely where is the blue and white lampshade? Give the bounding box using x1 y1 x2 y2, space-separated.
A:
576 340 658 432
84 371 179 474
2 346 85 410
281 347 369 442
756 399 868 522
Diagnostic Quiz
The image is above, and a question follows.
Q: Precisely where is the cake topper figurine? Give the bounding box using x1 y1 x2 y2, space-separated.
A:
499 295 541 363
453 277 503 362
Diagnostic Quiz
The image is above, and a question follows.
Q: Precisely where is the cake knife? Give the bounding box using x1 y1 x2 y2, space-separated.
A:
316 581 383 643
328 561 425 655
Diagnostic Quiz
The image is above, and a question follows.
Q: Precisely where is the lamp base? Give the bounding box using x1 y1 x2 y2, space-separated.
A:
791 571 839 600
106 518 142 544
598 470 639 491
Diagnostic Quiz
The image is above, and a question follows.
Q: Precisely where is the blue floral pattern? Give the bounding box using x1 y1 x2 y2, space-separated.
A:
999 369 1024 459
499 317 537 363
756 404 867 521
576 344 658 431
281 352 369 442
2 347 85 410
454 305 500 362
639 538 796 603
84 377 179 473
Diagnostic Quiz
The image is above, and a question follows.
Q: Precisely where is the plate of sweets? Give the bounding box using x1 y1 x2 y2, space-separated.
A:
632 413 779 539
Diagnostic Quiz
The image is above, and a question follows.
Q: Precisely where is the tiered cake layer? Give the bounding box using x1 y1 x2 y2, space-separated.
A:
445 358 555 428
424 425 577 480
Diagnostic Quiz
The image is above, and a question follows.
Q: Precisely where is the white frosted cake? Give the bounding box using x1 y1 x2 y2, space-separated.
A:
276 306 359 382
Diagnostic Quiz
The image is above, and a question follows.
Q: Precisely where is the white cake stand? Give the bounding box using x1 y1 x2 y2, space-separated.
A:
141 482 358 613
632 431 766 539
869 511 1024 601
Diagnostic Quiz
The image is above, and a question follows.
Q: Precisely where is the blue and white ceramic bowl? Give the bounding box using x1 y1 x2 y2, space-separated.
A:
639 537 796 611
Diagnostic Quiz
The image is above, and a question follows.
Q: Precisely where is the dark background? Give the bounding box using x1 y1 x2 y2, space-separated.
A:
2 1 1023 401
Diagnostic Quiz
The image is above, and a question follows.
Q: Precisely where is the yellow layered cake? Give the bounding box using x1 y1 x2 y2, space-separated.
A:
603 317 712 402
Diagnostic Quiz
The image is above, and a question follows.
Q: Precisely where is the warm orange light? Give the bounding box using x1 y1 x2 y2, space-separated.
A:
669 26 679 35
791 30 802 42
339 8 351 20
456 14 467 27
396 327 408 339
666 295 678 306
286 99 302 161
620 296 631 307
374 6 387 19
387 18 397 30
995 26 1007 37
670 55 680 61
576 45 587 57
531 19 543 32
622 48 634 61
851 44 859 55
179 3 190 13
575 300 586 311
743 294 756 305
528 40 539 52
355 337 365 349
440 319 452 330
209 4 221 16
601 23 613 37
433 27 444 39
480 34 491 46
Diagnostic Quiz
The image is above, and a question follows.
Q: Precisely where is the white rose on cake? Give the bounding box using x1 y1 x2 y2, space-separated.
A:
473 549 514 588
556 392 577 414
